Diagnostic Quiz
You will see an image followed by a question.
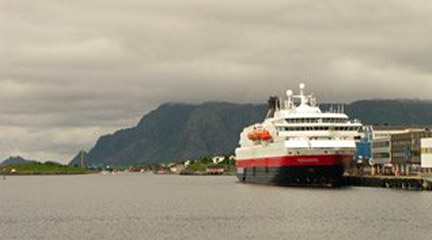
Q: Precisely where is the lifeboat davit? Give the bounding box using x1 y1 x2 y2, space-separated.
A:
247 130 272 141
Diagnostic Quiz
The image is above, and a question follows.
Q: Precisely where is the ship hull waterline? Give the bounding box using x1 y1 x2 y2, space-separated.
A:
235 154 353 187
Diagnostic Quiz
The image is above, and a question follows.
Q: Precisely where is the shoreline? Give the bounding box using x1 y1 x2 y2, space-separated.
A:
3 172 94 176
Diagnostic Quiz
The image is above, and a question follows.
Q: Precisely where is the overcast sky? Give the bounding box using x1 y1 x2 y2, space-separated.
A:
1 0 432 163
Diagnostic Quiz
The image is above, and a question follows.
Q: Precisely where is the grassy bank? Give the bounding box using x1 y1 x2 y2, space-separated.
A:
1 162 91 175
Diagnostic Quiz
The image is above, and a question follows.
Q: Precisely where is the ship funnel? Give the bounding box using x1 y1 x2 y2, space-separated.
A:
266 96 280 118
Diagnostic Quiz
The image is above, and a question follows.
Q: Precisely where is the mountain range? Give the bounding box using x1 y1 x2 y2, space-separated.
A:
69 99 432 166
0 156 37 166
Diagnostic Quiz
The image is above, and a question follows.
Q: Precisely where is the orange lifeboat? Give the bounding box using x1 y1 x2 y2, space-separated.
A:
259 130 272 141
247 131 260 141
247 130 272 141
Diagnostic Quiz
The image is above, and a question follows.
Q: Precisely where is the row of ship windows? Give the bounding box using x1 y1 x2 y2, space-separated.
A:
373 153 390 158
373 141 390 148
278 126 361 131
285 137 351 140
421 148 432 153
393 151 421 157
285 118 347 123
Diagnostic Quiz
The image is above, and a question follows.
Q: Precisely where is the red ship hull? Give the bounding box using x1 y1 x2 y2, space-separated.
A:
236 154 353 186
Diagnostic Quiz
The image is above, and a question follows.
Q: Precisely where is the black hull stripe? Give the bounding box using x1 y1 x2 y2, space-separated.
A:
237 166 345 186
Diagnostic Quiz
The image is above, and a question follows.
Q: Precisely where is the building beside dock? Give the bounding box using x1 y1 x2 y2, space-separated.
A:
391 130 432 174
421 138 432 170
371 137 392 174
370 126 416 174
366 126 432 175
355 126 372 164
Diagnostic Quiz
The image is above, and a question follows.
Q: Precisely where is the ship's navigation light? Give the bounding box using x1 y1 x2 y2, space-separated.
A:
286 90 293 97
299 83 305 90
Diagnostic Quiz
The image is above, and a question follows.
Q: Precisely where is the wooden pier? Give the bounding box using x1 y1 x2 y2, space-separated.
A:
344 175 432 191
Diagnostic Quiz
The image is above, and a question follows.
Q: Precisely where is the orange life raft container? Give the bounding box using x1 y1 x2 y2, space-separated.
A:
247 130 272 141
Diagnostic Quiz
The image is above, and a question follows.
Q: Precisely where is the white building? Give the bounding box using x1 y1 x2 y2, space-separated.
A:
370 126 424 173
371 127 411 166
421 138 432 169
371 137 391 166
370 127 424 174
212 156 225 164
169 163 185 173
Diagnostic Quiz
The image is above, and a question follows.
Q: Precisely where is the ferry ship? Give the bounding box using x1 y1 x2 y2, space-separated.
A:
235 84 362 186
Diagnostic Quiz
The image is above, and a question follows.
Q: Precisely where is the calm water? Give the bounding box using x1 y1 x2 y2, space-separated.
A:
1 174 432 240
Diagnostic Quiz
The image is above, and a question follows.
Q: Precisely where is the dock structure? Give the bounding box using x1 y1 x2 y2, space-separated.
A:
344 175 432 191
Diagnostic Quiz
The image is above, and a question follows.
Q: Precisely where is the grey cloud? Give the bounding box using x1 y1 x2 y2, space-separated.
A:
1 0 431 162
